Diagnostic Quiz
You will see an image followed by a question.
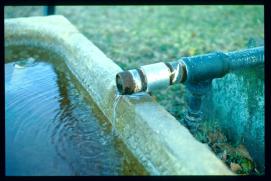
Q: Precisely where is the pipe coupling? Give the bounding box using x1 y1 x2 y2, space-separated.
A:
116 62 186 94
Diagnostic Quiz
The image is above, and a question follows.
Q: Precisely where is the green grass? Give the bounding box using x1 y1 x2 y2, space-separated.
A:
5 5 264 69
55 6 264 68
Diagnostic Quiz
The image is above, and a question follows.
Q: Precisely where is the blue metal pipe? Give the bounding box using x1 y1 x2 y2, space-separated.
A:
227 46 264 71
181 46 264 83
116 46 264 94
44 6 55 16
184 80 212 133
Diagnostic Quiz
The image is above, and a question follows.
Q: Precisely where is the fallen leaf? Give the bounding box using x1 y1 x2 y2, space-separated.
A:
236 144 253 161
230 162 242 172
191 32 197 38
188 48 196 56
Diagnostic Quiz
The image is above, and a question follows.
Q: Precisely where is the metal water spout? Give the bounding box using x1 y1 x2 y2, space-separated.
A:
116 46 264 133
44 6 55 15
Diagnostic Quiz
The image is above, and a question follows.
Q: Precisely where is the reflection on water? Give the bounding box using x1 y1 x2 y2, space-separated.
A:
5 59 146 176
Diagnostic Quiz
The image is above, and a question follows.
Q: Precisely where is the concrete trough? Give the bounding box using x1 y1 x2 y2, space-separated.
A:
203 66 264 171
4 15 233 175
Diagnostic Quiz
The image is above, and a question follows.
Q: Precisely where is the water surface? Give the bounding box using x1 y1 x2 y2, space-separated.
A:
5 58 146 176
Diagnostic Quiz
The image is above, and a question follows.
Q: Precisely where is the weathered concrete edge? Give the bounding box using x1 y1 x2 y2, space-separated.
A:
4 15 233 175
